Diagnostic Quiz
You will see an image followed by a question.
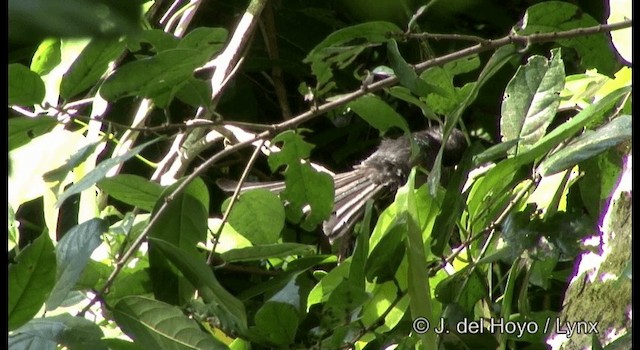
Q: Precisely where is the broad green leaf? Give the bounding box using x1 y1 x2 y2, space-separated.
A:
466 86 630 230
99 49 213 103
578 150 623 220
149 238 248 334
434 267 487 317
253 302 298 346
268 131 334 230
539 115 631 176
223 189 285 245
347 94 409 134
9 63 46 106
46 218 107 310
9 313 106 350
307 261 351 308
420 55 481 116
127 29 179 53
97 174 164 212
365 220 406 283
8 116 58 151
177 27 228 51
518 1 618 76
60 38 126 99
303 21 401 91
472 139 520 166
55 137 161 207
220 243 315 262
30 38 61 75
387 40 447 98
175 78 212 108
9 233 56 330
148 177 209 305
320 279 369 329
387 86 438 121
113 296 229 350
398 170 437 348
9 0 142 44
501 49 565 155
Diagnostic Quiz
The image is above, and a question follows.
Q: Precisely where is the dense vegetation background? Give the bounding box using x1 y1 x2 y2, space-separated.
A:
8 0 631 349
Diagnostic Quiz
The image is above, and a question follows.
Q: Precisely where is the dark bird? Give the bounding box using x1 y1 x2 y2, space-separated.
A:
217 126 467 243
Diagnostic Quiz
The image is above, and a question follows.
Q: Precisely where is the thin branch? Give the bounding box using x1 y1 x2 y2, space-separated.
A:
207 138 266 265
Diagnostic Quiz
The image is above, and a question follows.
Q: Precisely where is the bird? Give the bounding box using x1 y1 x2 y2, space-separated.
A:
217 125 467 244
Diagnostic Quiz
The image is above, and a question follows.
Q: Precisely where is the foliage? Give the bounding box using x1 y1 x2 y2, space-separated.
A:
8 0 631 349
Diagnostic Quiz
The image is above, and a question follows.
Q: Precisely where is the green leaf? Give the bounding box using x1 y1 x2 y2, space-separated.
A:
9 233 57 331
9 63 46 106
365 220 406 283
268 131 334 230
127 29 179 53
60 38 126 99
472 139 520 166
253 302 299 346
466 86 630 230
387 40 447 98
346 94 409 134
500 49 565 155
303 21 401 92
420 55 481 116
55 137 161 207
435 267 487 316
97 174 164 212
113 296 229 350
220 243 315 262
223 189 285 245
43 140 104 186
539 115 631 176
9 0 142 44
99 49 212 103
148 177 209 305
177 27 228 51
149 238 248 334
8 116 58 151
517 1 618 76
30 38 61 75
175 78 213 108
578 150 623 220
46 218 107 311
9 313 106 350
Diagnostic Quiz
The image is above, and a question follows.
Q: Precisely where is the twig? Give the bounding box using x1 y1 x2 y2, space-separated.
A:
207 139 266 265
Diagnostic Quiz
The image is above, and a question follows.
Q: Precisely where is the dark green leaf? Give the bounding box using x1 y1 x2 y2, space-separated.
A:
435 267 487 316
365 220 406 283
253 302 299 346
43 140 103 184
268 131 334 230
501 49 565 155
223 189 285 244
540 115 631 176
177 27 228 51
128 29 179 53
220 243 315 262
387 40 447 98
8 116 58 151
149 238 248 334
9 63 46 106
60 38 126 99
46 219 107 310
148 177 209 305
113 296 229 350
9 313 106 350
99 49 211 103
472 139 521 166
9 233 57 330
175 78 212 108
97 174 164 212
9 0 142 44
347 94 409 134
518 1 618 76
55 137 162 207
578 150 623 220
